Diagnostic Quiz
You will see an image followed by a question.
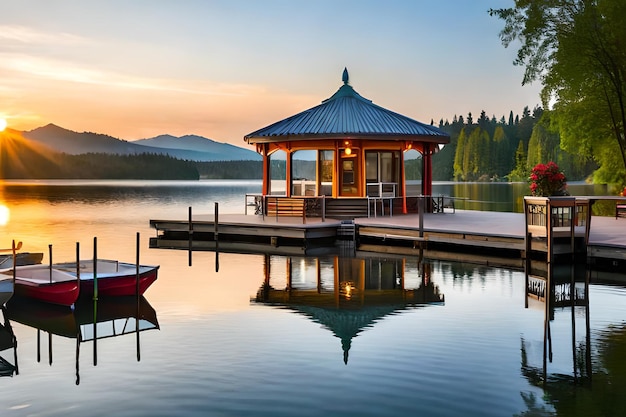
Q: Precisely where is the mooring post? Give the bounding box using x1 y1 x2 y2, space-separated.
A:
215 202 220 272
136 232 140 296
48 244 53 284
188 206 193 266
76 241 80 299
136 231 141 362
214 202 219 242
93 237 98 301
11 240 16 286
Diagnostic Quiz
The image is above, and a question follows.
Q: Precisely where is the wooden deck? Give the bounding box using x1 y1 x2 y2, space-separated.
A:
149 210 626 267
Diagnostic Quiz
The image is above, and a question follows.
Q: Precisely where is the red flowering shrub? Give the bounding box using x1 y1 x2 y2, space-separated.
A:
529 162 567 196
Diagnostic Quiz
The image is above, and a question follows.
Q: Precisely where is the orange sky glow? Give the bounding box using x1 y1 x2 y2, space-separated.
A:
0 1 541 149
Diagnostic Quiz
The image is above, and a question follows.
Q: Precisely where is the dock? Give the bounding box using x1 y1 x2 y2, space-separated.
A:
149 209 626 269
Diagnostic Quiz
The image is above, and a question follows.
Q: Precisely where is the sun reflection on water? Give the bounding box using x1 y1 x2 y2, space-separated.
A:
0 204 10 226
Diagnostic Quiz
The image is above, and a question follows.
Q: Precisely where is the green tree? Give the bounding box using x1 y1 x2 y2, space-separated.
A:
453 128 467 181
490 0 626 185
508 140 528 181
527 122 559 169
492 125 511 178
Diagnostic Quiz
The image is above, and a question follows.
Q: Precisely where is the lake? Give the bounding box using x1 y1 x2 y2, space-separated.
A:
0 179 624 417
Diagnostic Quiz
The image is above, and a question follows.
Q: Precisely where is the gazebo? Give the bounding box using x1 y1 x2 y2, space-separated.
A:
244 69 450 216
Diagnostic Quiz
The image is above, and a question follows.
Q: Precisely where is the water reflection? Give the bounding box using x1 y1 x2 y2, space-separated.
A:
522 261 594 415
253 254 444 364
5 295 159 385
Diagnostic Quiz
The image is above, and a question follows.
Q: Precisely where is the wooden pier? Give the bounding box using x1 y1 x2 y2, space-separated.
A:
150 204 626 270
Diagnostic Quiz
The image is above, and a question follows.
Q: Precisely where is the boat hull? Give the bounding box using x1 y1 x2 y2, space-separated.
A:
79 267 159 297
0 252 44 268
53 260 159 298
14 279 79 307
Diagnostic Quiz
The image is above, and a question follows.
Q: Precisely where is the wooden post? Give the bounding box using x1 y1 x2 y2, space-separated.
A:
93 237 98 301
136 232 141 362
214 202 219 242
136 232 140 296
11 240 16 287
48 244 53 284
215 202 220 272
188 206 193 267
76 241 80 301
400 146 407 214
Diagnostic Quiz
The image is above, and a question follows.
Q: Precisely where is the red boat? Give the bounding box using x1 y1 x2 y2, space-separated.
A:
2 265 80 307
53 259 159 298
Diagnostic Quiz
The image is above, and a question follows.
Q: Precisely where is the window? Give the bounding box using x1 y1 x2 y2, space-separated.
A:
318 150 334 196
365 151 399 186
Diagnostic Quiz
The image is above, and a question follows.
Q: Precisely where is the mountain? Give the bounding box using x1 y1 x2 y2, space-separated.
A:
21 124 261 162
134 134 261 161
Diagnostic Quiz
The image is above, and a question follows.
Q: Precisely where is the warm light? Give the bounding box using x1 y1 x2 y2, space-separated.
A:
0 205 10 226
0 119 6 132
342 282 354 299
344 147 352 156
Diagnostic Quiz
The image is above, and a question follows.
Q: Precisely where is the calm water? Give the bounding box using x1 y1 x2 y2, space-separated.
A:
0 180 624 417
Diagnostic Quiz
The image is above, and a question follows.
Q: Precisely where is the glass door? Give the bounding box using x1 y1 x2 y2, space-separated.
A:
340 154 359 196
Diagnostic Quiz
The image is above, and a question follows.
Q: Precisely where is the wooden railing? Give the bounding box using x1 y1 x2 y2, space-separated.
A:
264 196 306 223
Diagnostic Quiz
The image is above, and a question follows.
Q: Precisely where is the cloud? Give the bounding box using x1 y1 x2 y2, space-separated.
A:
0 51 265 98
0 25 87 45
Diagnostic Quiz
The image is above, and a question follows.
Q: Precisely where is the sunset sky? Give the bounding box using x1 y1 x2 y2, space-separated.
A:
0 0 540 148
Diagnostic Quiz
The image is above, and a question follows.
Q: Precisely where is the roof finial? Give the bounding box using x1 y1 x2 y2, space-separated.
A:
342 67 349 85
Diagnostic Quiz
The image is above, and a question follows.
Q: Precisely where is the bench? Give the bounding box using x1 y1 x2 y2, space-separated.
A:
265 197 306 223
616 202 626 219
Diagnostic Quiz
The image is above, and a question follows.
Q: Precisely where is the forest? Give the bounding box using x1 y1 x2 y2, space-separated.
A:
0 107 598 183
432 106 596 182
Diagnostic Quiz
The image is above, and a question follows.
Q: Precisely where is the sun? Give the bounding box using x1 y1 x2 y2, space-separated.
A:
0 119 6 132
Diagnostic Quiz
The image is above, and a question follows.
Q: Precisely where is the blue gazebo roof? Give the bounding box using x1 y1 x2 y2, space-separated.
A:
244 68 450 144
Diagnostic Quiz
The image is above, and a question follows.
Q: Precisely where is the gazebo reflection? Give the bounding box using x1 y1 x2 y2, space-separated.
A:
253 254 444 364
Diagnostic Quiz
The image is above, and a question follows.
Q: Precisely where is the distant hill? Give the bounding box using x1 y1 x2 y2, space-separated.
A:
0 127 199 179
134 134 261 161
21 124 261 162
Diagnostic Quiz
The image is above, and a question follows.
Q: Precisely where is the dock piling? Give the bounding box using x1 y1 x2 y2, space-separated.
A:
93 237 98 301
215 202 219 242
48 244 53 284
188 206 193 266
136 232 140 296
